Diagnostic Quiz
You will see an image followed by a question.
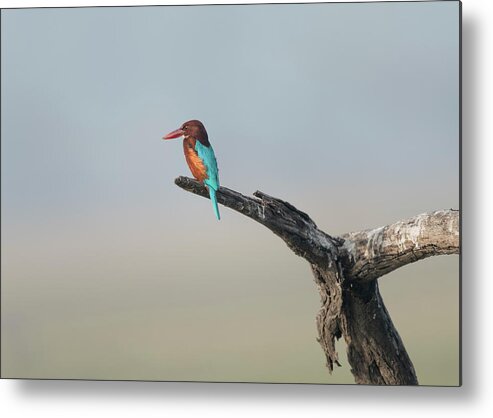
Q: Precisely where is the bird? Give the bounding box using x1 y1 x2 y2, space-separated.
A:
163 120 221 220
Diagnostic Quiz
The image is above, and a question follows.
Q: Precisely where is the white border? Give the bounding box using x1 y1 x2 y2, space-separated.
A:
2 0 493 417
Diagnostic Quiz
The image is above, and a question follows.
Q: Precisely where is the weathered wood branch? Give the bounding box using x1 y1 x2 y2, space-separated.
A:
175 176 341 268
339 279 418 384
174 176 459 385
340 210 460 282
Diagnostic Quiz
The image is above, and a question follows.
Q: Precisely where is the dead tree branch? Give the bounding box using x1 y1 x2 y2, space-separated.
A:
174 176 460 385
175 176 341 267
340 210 460 282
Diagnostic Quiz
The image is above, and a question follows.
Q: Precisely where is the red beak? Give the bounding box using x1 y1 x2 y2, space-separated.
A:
163 128 185 140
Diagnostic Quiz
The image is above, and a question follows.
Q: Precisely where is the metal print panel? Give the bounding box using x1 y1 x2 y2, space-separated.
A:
0 1 461 386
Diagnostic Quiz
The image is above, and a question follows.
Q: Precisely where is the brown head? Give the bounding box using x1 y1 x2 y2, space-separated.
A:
162 120 210 146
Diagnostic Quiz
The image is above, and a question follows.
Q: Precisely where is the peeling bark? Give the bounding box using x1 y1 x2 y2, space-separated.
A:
340 210 460 282
312 264 344 373
174 177 459 385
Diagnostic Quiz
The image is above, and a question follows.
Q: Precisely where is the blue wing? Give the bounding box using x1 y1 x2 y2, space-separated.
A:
195 141 220 220
195 142 219 191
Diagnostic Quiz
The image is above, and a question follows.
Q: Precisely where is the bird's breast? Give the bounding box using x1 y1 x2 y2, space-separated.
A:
183 137 208 182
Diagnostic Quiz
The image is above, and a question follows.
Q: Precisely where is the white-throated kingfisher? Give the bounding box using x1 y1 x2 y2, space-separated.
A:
163 120 221 220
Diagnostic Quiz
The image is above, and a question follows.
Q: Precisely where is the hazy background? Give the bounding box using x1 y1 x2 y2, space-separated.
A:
1 2 459 385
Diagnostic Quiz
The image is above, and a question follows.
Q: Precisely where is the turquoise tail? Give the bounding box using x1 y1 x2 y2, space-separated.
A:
209 187 221 221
